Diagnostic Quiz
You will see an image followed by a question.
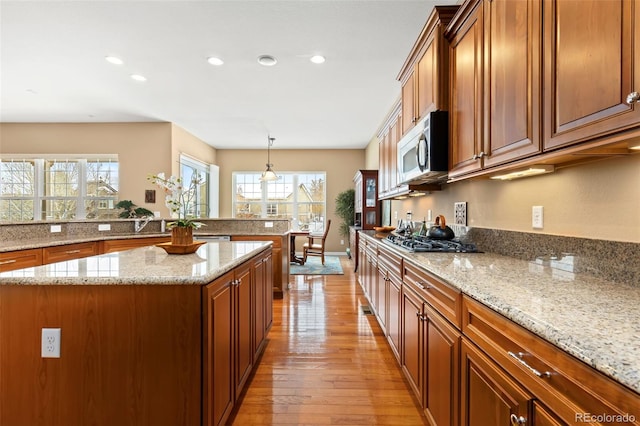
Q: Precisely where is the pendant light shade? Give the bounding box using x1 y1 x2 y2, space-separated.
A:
260 135 279 181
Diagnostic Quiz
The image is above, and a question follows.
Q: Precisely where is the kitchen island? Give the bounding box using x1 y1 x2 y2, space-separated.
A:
0 240 274 426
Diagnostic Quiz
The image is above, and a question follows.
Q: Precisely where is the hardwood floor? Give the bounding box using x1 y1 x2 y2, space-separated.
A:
230 256 427 425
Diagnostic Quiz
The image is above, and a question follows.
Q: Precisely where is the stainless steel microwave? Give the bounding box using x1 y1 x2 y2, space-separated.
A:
397 110 449 184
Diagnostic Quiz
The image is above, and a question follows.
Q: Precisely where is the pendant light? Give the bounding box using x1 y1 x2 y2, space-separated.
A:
260 135 279 181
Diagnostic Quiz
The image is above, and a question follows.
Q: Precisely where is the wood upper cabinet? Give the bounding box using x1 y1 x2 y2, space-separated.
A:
448 0 542 179
448 0 484 177
399 6 458 136
378 102 403 200
543 0 640 150
482 0 542 168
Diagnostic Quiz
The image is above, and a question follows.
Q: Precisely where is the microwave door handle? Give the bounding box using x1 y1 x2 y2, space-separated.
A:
416 134 427 172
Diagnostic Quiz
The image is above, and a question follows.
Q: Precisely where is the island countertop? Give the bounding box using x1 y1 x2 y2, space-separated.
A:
0 240 272 285
359 231 640 396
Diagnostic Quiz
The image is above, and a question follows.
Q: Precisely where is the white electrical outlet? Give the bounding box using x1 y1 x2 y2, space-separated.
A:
98 223 111 231
340 239 344 245
532 206 544 229
50 225 62 233
42 328 61 358
427 210 432 222
264 222 273 228
454 202 467 225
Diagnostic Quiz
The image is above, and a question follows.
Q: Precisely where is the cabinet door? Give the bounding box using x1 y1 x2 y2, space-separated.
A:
461 339 532 426
544 0 640 150
483 0 542 168
533 401 566 426
253 254 266 358
401 284 424 401
235 262 253 396
386 274 401 362
424 305 460 426
204 272 234 426
264 251 273 334
402 70 416 135
375 266 387 333
448 0 484 178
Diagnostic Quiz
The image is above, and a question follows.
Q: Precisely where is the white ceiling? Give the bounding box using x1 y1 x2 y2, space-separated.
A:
0 0 457 150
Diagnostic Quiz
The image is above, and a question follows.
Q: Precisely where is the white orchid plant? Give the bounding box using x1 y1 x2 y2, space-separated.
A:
148 172 205 229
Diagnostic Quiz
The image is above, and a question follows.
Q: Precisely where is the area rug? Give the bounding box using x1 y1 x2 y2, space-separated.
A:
290 256 344 275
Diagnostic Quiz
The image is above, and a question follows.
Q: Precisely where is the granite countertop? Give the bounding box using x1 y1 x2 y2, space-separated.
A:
0 241 272 285
360 232 640 395
0 232 279 253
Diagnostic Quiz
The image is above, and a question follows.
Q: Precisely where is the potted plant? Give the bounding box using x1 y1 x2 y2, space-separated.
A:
148 172 205 246
115 200 154 219
334 188 355 257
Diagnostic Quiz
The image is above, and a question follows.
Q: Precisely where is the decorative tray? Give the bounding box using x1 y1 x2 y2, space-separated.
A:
156 240 206 254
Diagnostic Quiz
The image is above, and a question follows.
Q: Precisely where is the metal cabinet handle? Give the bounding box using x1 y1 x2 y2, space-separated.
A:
64 249 81 254
417 281 431 290
510 414 527 425
508 351 551 378
0 259 17 265
626 91 640 104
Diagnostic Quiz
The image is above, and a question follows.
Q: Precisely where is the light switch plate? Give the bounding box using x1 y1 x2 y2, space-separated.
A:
532 206 544 229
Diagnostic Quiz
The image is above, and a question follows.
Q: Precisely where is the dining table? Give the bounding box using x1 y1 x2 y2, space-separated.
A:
289 230 309 265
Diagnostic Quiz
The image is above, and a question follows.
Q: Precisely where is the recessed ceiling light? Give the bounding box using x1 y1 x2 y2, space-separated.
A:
207 56 224 66
310 55 326 64
130 74 147 82
105 56 124 65
257 55 277 66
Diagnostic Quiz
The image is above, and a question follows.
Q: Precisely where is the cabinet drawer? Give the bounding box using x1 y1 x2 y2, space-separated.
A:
462 296 640 425
377 244 402 278
0 248 43 272
231 235 282 249
102 237 170 253
403 261 462 329
43 242 100 264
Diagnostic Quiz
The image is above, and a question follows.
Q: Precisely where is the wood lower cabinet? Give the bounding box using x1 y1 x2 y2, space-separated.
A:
252 249 273 359
0 247 43 272
543 0 640 150
462 295 640 425
461 338 531 426
203 270 235 426
402 281 460 426
101 236 170 253
42 241 100 264
231 235 286 298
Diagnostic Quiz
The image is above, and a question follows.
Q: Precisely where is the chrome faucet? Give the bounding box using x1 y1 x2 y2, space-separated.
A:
134 217 152 233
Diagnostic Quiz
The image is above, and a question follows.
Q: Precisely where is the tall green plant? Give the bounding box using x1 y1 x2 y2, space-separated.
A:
335 188 355 239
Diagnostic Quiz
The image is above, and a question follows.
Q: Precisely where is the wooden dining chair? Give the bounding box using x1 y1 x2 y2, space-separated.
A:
302 220 331 265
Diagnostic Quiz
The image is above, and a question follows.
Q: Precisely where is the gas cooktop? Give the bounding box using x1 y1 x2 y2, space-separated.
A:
383 233 480 253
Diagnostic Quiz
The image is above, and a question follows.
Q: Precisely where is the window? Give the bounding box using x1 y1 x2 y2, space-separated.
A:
232 171 326 232
0 156 118 221
180 155 209 218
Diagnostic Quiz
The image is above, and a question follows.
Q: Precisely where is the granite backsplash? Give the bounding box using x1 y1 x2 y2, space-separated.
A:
466 227 639 286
